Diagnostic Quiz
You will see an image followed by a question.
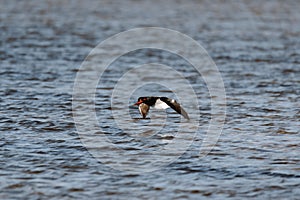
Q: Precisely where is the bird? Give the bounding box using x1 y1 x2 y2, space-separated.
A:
133 97 190 120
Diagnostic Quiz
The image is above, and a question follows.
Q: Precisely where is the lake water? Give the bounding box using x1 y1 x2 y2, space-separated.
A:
1 0 300 199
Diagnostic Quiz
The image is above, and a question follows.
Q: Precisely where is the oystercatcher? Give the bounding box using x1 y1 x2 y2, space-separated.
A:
134 97 189 120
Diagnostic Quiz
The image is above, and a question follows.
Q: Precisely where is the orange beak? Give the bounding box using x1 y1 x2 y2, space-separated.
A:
134 99 143 106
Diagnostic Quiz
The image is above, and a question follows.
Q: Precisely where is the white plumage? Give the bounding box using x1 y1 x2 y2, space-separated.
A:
153 99 170 109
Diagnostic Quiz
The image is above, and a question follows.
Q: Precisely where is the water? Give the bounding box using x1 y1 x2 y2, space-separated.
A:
1 0 300 199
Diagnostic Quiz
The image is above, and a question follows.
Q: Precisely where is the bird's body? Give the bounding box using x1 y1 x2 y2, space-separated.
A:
134 97 190 120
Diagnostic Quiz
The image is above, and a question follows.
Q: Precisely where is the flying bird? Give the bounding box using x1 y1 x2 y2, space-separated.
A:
134 97 190 120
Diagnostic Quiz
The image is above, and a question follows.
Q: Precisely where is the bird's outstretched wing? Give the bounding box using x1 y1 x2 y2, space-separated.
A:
160 97 190 120
138 103 150 119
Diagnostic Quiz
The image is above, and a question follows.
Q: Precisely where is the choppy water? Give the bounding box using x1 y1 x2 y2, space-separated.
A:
1 0 300 199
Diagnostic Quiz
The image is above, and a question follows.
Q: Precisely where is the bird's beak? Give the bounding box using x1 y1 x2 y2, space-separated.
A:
134 100 143 106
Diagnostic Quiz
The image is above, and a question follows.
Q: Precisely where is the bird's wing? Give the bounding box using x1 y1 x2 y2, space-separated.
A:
160 97 190 120
138 103 150 119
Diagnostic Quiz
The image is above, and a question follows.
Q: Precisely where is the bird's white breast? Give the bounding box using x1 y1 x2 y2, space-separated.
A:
153 99 170 109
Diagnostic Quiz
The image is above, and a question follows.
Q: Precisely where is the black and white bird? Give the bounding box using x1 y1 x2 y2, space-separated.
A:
134 97 189 120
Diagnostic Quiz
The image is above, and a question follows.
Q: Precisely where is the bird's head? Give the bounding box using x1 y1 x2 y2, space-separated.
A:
134 97 148 105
